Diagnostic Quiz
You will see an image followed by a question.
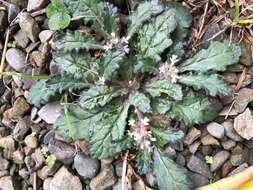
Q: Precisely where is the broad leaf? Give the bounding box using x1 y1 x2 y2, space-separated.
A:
179 41 241 73
134 58 158 73
154 149 190 190
144 78 183 100
79 85 124 109
54 30 104 51
99 50 125 80
29 76 87 105
129 92 151 113
136 148 152 174
53 51 99 82
127 1 163 39
151 127 184 148
138 9 177 61
90 103 130 158
55 105 103 140
46 0 70 30
101 2 119 34
168 91 217 125
151 97 172 114
180 73 232 96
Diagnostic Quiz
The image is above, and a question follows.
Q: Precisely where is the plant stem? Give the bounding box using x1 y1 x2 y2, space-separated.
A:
0 71 49 79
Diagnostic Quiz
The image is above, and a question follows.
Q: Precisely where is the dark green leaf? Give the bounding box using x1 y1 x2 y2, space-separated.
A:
179 73 232 96
168 91 217 125
179 41 241 73
99 50 125 80
151 97 172 114
138 9 177 61
134 58 158 73
144 78 183 100
54 30 104 51
90 103 130 158
127 1 163 39
154 149 190 190
151 127 184 148
79 85 124 109
129 92 151 113
29 76 88 106
136 148 152 174
53 51 99 82
102 2 119 34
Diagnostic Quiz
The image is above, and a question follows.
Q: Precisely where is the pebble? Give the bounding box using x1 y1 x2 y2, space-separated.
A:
183 127 201 145
19 12 40 42
234 88 253 113
90 164 116 190
228 163 248 176
48 140 75 164
13 117 30 141
221 140 236 150
176 153 186 166
12 150 24 164
0 136 15 151
189 141 201 154
74 153 100 179
0 157 10 170
14 30 30 48
234 108 253 140
27 0 49 12
113 179 128 190
210 151 230 172
39 30 54 43
187 155 211 178
31 50 47 67
188 172 209 189
50 166 82 190
201 134 220 146
222 161 233 177
8 3 20 23
38 162 61 180
6 48 26 72
24 134 38 148
145 172 156 187
223 120 242 141
230 145 244 166
0 170 9 178
43 178 52 190
38 102 62 124
0 10 7 30
0 176 19 190
206 122 224 139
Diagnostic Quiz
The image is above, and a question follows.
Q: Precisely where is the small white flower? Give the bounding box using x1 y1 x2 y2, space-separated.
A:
98 76 106 85
128 119 136 127
170 55 179 65
121 36 129 44
103 43 112 51
142 117 150 126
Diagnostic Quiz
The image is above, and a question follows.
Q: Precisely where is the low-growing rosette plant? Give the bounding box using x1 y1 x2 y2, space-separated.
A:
29 0 241 189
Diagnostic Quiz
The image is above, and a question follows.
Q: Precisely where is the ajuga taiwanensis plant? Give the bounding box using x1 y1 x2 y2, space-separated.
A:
29 0 241 189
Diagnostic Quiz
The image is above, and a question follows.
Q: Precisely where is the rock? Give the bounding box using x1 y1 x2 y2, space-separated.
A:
222 161 233 177
201 134 220 146
48 140 75 164
187 155 211 178
39 30 54 43
234 108 253 140
230 145 244 166
13 117 30 141
133 180 146 190
189 141 201 154
221 140 236 150
242 75 253 88
31 149 45 168
0 127 9 137
219 106 238 116
38 162 61 180
8 3 20 23
14 30 30 48
234 88 253 113
210 151 230 172
113 179 127 190
223 120 242 141
31 50 47 67
0 176 19 190
146 172 156 187
164 146 176 158
183 127 201 145
0 10 8 30
27 0 49 12
24 156 35 171
228 163 248 176
12 150 24 164
176 153 186 166
0 170 9 178
24 134 38 148
90 164 116 190
224 72 238 84
38 102 62 124
50 166 82 190
19 12 40 42
6 48 26 71
0 157 10 170
188 172 209 189
201 145 213 155
43 178 52 190
240 40 252 66
74 153 99 179
0 136 15 151
206 122 224 139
